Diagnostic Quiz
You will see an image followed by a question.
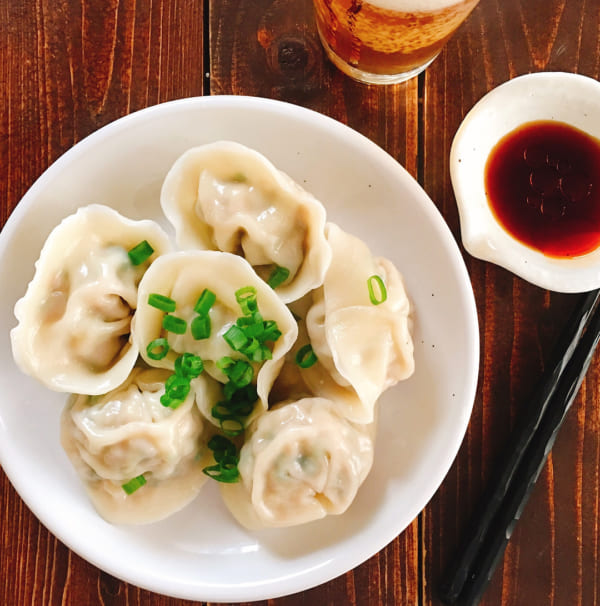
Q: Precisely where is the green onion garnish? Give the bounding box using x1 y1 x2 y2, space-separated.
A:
212 398 253 419
216 356 235 372
240 337 260 356
160 374 191 408
162 314 187 334
217 356 254 388
194 289 216 316
235 286 258 316
223 324 249 351
236 312 263 328
223 381 239 401
203 435 240 482
191 314 211 340
267 265 290 289
220 417 245 436
127 240 154 266
122 474 147 495
230 384 258 407
245 344 272 362
367 274 387 305
148 293 176 312
261 320 282 343
296 344 318 368
203 463 240 482
228 360 253 387
208 435 238 459
210 382 258 436
238 318 264 338
147 338 170 360
174 353 204 378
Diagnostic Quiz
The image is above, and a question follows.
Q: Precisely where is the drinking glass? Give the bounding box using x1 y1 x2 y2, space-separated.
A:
313 0 480 84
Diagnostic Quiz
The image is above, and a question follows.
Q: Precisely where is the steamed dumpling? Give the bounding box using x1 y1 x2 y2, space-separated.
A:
133 250 298 425
160 141 332 303
220 397 374 528
304 223 414 423
11 204 172 395
61 366 209 524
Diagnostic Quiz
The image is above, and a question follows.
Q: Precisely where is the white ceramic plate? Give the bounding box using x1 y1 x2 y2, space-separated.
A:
0 96 479 602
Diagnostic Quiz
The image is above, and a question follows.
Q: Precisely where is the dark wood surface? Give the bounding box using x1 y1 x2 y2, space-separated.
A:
1 0 599 604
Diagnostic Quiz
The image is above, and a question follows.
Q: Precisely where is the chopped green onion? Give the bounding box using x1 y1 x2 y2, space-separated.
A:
208 375 259 440
217 356 254 388
223 324 249 351
235 286 258 315
220 416 245 436
162 314 187 334
174 353 204 378
267 265 290 289
367 274 387 305
191 314 211 339
239 319 264 338
148 293 176 312
165 374 191 395
207 435 238 459
128 240 154 265
122 474 147 495
261 320 282 343
236 312 263 328
211 402 236 421
223 381 238 400
240 337 260 356
217 356 236 372
146 338 170 360
194 289 216 316
234 383 259 404
203 463 239 483
251 345 272 362
160 374 191 408
296 344 318 368
228 360 253 387
212 398 253 419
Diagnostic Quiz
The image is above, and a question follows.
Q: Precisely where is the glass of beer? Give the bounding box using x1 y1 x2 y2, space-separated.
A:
312 0 480 84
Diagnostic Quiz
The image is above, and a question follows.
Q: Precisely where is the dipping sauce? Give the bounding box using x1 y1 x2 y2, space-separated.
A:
484 120 600 258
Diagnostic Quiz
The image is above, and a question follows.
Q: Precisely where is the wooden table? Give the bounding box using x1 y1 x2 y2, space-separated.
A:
1 1 599 604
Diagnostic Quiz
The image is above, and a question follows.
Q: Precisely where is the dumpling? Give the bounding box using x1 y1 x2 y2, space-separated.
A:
11 204 172 395
60 366 209 524
220 397 375 528
160 141 332 303
133 250 298 428
304 223 414 423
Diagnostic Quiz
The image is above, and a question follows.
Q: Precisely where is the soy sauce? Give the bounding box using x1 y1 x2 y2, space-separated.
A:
484 121 600 258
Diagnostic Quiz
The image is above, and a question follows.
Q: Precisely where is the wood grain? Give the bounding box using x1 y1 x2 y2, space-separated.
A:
2 0 600 604
0 1 204 605
422 1 600 605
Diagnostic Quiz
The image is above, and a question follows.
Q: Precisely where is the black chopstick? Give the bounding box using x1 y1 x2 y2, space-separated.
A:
439 288 600 605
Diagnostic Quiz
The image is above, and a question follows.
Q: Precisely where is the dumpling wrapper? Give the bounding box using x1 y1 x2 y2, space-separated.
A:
304 223 415 423
133 250 298 424
11 204 172 395
220 397 375 529
160 141 332 303
61 366 210 524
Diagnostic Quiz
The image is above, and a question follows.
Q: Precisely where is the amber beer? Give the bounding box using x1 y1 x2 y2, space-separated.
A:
313 0 480 84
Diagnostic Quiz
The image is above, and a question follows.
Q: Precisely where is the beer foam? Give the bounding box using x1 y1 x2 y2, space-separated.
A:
365 0 467 11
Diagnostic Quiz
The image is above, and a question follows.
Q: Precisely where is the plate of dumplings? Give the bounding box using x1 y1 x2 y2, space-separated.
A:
0 96 479 602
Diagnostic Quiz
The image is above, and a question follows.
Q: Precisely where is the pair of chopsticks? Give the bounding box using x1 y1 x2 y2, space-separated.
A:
439 288 600 606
